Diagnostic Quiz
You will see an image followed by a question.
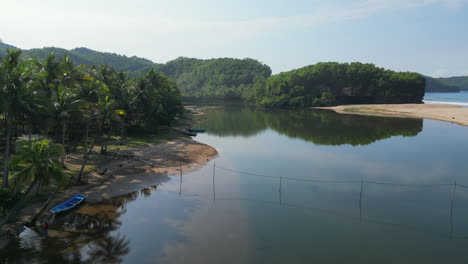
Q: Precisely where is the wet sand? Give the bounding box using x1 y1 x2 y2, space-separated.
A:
31 137 215 221
318 104 468 126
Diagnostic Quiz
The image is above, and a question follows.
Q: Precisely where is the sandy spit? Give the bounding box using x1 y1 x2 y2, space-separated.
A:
317 104 468 126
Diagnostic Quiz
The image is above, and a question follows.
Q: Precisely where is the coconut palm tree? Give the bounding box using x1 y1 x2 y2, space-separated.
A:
0 50 35 188
49 84 87 167
95 96 125 154
10 139 63 193
33 54 63 99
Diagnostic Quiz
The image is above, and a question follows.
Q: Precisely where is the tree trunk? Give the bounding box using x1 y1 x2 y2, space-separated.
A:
0 178 37 228
2 115 12 189
61 122 66 168
28 189 58 226
99 122 105 154
77 123 93 182
105 124 112 153
120 125 125 145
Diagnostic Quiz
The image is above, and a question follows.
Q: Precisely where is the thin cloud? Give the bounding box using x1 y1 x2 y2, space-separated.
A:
432 69 451 77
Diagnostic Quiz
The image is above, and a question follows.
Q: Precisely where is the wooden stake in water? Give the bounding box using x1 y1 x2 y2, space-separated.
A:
450 181 457 240
212 163 216 204
279 176 282 205
359 180 363 222
179 161 182 196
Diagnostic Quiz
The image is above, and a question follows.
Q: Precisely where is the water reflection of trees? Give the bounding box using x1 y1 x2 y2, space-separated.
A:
0 188 157 263
87 234 130 264
200 107 423 146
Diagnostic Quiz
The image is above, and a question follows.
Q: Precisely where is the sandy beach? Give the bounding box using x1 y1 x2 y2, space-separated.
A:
318 104 468 126
1 131 217 235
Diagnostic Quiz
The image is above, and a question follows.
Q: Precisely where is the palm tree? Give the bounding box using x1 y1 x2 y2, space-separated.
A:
10 139 63 193
50 84 87 167
95 96 124 154
0 50 35 188
75 78 103 182
34 54 62 99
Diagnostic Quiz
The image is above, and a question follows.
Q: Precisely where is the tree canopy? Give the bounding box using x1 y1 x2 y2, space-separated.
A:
0 49 183 190
0 43 159 77
254 62 425 107
156 57 272 100
0 43 431 107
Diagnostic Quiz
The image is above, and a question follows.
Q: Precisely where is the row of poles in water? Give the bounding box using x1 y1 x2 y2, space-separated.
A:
173 162 465 240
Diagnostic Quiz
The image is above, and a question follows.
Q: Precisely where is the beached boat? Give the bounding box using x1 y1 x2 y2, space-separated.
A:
175 129 197 137
49 194 88 214
188 128 206 133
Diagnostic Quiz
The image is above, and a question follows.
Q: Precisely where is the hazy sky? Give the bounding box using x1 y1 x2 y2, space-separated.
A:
1 0 467 77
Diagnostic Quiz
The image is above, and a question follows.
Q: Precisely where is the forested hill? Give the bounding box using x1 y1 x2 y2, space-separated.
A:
254 62 425 107
156 57 272 100
0 42 17 57
0 43 271 99
432 76 468 91
425 77 461 92
1 42 431 106
0 43 159 77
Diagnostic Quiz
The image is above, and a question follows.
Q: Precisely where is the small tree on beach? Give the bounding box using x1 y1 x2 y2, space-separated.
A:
10 139 64 193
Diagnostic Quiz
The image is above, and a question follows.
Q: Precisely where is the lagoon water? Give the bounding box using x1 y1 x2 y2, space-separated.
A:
424 91 468 106
3 106 468 263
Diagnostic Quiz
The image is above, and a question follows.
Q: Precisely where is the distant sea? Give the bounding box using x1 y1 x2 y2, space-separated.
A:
424 91 468 107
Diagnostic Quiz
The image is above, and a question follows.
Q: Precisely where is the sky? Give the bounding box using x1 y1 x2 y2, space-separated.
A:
0 0 467 77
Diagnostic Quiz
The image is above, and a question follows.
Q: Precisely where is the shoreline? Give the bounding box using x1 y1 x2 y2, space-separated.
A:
316 104 468 126
1 110 217 235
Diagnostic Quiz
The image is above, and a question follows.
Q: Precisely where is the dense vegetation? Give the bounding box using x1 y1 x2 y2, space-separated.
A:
0 42 159 77
432 76 468 91
425 77 461 92
156 57 271 100
0 49 182 217
253 62 425 107
0 43 272 100
2 42 436 107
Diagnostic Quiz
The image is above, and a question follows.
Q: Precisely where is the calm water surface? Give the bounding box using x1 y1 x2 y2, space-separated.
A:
424 91 468 106
3 106 468 263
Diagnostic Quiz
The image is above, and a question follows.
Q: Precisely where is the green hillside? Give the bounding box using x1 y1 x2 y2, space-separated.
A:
425 77 461 92
0 43 159 77
256 62 425 107
157 57 272 100
0 43 432 106
435 76 468 91
0 44 271 98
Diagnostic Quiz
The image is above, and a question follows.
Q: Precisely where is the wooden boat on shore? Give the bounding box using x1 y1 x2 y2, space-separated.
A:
175 129 197 137
50 194 88 214
188 128 206 133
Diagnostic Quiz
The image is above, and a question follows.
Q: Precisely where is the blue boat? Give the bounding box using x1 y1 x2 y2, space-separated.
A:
50 194 88 214
188 128 206 133
175 129 197 137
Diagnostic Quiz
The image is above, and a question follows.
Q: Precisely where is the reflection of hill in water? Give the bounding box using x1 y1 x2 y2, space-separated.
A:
199 106 423 146
198 107 269 137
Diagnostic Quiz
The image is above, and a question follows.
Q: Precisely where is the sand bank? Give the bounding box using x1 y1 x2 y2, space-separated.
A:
318 104 468 126
3 134 217 235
